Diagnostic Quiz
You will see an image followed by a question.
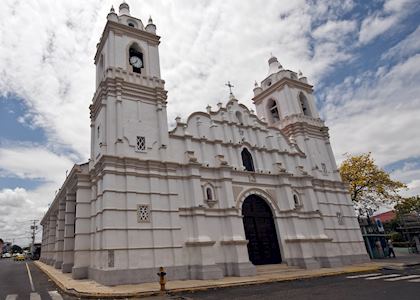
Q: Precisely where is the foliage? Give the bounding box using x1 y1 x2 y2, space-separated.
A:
395 195 420 216
383 218 399 233
339 152 406 214
390 231 404 243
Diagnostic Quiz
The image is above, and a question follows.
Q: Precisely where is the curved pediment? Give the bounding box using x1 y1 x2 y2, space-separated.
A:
169 97 302 154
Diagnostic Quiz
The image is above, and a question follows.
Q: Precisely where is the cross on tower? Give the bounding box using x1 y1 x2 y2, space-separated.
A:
225 81 234 96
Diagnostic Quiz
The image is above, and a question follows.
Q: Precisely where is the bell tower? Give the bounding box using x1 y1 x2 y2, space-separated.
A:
252 55 340 180
90 2 168 163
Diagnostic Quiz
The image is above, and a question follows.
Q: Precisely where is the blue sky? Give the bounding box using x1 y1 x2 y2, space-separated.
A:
0 0 419 245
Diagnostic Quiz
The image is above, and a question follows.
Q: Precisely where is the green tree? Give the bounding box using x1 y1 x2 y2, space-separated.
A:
395 195 420 216
339 152 406 214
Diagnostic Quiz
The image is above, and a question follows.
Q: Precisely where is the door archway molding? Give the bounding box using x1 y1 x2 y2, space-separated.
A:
236 188 280 216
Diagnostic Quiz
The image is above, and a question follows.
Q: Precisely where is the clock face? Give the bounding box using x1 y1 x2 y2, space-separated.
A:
130 56 142 68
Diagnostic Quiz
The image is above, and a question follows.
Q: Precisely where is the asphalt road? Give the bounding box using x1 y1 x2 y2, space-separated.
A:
179 266 420 300
0 258 65 299
2 258 420 300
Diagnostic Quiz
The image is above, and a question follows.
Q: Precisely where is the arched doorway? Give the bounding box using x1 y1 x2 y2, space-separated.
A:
242 195 282 265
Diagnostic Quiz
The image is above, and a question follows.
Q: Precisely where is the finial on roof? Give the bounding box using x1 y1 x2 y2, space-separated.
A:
119 1 130 15
146 15 157 34
254 80 258 87
298 70 303 77
107 5 118 21
268 54 283 75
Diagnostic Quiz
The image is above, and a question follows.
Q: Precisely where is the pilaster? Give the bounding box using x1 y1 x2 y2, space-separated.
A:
62 192 76 273
47 214 57 266
72 181 91 279
54 198 66 269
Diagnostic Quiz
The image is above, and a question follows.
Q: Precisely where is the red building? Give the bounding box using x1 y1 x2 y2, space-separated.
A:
373 210 396 223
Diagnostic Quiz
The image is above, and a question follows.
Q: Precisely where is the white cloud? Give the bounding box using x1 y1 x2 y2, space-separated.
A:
359 14 399 45
388 160 420 197
382 25 420 60
313 20 357 41
0 145 75 184
358 0 417 45
0 185 55 245
325 53 420 166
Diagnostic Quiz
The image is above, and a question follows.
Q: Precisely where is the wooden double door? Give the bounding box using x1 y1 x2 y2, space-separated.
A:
242 195 282 265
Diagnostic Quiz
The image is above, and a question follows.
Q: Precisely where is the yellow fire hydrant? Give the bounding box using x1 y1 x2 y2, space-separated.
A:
157 266 167 292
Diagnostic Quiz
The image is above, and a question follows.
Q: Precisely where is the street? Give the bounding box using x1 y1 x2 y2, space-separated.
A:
178 266 420 300
0 259 65 299
2 259 420 300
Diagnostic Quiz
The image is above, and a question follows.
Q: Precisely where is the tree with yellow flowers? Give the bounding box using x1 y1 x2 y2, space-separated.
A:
339 152 406 215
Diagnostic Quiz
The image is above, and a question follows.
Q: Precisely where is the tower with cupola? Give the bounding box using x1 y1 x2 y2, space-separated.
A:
252 55 340 180
90 2 168 164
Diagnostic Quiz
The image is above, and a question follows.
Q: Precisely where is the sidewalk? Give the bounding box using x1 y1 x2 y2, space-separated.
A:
34 256 420 299
372 253 420 269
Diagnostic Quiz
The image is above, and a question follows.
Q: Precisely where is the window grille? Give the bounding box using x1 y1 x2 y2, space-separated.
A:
137 204 150 222
136 136 146 151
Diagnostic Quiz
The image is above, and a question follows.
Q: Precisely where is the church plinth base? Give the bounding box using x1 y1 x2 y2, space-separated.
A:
47 259 56 266
318 256 343 268
188 264 224 280
62 263 73 273
219 262 256 277
88 266 189 286
288 257 321 269
72 266 88 279
340 254 371 265
54 261 63 269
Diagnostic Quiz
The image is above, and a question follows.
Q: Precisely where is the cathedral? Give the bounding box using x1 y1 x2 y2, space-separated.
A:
40 2 368 285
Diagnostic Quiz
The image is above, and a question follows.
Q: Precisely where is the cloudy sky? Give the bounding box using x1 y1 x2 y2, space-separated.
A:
0 0 419 245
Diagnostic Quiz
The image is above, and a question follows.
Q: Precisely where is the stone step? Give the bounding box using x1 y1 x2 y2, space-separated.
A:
256 264 303 275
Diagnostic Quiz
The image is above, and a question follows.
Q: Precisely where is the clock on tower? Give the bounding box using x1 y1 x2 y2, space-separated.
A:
129 46 143 73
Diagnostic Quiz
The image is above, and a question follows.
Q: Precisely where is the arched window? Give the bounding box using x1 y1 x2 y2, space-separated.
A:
293 194 299 207
268 99 280 122
299 92 311 116
206 187 213 200
128 43 143 74
241 148 255 172
235 111 243 124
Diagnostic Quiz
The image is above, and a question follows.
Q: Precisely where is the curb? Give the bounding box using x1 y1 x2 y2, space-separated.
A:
34 262 382 299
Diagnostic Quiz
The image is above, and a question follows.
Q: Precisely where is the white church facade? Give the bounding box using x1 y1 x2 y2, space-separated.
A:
40 2 369 285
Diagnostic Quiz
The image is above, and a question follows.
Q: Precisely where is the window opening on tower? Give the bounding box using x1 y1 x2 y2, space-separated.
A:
241 148 255 172
268 99 280 122
299 92 311 116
